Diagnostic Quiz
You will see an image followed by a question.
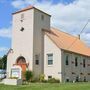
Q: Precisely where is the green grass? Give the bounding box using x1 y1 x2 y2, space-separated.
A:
0 83 90 90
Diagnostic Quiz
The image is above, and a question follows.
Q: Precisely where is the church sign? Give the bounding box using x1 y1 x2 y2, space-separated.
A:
11 65 22 79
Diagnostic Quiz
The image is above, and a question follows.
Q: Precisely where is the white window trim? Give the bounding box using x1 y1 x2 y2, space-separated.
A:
47 53 53 66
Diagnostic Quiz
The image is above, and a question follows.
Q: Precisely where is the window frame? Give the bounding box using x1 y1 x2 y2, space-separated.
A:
47 53 53 66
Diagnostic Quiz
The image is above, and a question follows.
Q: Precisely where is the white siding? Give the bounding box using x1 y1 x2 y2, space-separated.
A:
7 9 35 77
44 35 62 81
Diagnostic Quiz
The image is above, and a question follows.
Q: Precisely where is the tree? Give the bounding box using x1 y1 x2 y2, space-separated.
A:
0 55 7 69
2 55 7 69
0 57 2 69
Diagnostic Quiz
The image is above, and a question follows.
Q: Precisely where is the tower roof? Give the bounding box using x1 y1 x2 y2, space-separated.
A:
12 5 51 16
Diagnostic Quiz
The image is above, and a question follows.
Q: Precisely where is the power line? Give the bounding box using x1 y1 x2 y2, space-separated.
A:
80 19 90 34
66 19 90 50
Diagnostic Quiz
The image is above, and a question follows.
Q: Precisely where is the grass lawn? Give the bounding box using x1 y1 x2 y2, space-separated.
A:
0 83 90 90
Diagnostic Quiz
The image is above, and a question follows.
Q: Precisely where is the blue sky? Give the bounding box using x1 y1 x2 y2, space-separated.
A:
0 0 75 27
0 0 90 57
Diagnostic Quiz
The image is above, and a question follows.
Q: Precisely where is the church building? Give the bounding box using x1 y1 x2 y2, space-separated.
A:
7 6 90 82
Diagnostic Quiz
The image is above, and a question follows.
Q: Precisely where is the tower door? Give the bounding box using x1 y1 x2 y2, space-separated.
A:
15 56 27 72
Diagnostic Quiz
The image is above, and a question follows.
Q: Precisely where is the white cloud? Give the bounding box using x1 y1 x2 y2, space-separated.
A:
11 0 90 46
0 27 12 38
12 0 38 9
0 47 9 52
81 32 90 46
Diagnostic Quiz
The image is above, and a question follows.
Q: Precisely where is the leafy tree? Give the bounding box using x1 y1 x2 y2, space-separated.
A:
0 55 7 69
0 58 2 69
2 55 7 69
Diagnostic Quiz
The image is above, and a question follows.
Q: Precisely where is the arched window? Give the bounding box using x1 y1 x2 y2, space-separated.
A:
16 56 26 64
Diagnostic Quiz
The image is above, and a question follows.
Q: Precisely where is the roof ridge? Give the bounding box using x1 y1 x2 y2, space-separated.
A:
51 27 79 39
51 27 87 47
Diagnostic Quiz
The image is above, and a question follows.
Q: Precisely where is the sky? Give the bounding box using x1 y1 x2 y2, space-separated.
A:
0 0 90 57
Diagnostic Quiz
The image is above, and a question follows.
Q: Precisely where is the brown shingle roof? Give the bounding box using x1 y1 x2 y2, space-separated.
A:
44 27 90 56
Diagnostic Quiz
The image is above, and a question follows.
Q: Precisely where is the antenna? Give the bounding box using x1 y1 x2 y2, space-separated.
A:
67 19 90 50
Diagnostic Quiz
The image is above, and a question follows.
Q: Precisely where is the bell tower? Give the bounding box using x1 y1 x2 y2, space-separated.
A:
7 6 51 78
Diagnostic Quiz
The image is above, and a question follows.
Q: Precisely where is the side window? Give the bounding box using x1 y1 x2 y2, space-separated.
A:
75 57 78 67
83 59 85 68
66 55 69 65
76 76 79 82
66 79 69 82
84 76 86 82
66 77 69 82
47 54 53 65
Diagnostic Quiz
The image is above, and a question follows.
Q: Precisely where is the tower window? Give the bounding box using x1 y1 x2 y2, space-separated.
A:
20 27 24 31
66 55 69 65
21 13 24 19
75 57 78 67
21 13 24 22
35 60 39 65
35 55 39 65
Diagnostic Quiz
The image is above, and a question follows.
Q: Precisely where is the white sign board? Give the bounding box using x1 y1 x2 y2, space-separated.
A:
11 65 22 79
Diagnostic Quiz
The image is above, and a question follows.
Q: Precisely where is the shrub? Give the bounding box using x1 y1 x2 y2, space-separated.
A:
48 78 60 83
42 79 48 83
39 74 45 82
24 70 33 82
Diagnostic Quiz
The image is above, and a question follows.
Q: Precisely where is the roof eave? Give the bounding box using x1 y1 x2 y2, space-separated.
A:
61 49 90 57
